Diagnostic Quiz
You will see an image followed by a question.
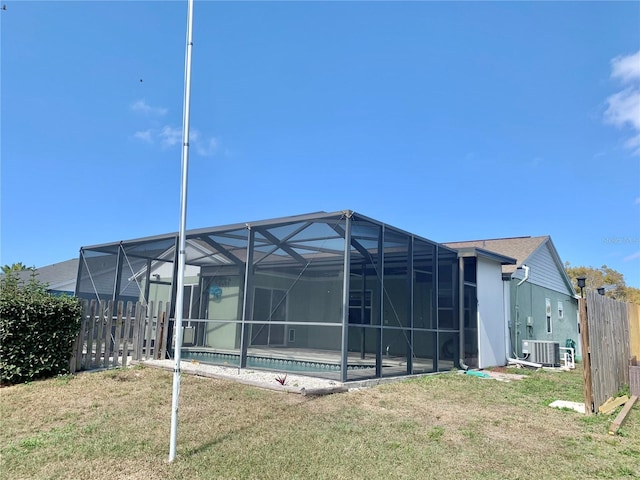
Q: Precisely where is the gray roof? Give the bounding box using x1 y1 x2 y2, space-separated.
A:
9 259 79 291
443 236 548 274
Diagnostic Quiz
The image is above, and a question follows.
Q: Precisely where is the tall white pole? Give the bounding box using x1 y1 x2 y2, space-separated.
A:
169 0 194 463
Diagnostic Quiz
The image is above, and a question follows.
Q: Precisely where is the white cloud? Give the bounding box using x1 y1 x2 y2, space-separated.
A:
611 50 640 83
605 88 640 130
159 126 182 148
130 99 168 116
132 125 220 156
623 251 640 262
191 129 218 156
605 50 640 156
133 130 153 143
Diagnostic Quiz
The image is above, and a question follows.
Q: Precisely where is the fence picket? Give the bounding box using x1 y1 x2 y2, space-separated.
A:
154 302 164 360
135 302 146 360
145 301 155 360
113 301 124 367
94 301 105 368
103 300 114 368
122 301 133 367
161 302 170 360
85 300 97 370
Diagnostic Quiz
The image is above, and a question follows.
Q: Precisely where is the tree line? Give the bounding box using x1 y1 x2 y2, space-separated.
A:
564 262 640 304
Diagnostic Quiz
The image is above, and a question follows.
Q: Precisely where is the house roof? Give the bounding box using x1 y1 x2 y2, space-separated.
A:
444 236 576 295
443 236 548 274
10 258 79 291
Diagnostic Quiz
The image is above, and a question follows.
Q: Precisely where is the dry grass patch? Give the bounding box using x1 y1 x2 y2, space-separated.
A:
1 365 638 479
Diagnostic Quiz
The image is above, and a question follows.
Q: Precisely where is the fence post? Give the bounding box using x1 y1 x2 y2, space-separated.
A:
70 300 87 373
580 297 594 414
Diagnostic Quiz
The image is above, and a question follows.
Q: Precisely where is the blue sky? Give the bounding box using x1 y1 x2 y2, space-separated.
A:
2 1 639 287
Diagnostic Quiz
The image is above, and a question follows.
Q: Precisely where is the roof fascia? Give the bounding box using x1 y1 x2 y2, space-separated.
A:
453 246 517 265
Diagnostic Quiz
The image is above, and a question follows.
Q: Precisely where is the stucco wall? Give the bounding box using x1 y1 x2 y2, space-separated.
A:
477 257 507 368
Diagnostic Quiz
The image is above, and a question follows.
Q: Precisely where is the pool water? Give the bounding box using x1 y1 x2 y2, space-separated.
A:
179 351 375 374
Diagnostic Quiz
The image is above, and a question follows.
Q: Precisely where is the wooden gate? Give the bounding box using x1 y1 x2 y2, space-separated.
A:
69 299 170 372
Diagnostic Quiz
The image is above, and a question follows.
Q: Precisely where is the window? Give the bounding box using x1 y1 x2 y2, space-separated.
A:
557 301 564 320
545 298 552 334
182 284 201 319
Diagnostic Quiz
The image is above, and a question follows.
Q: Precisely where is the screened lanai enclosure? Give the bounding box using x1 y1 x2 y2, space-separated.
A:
76 210 476 381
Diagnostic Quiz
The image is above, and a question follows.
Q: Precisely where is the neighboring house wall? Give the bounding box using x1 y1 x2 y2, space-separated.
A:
477 257 507 368
510 280 580 359
508 241 579 358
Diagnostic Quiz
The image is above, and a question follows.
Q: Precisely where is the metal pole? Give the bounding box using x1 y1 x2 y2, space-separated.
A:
340 213 352 383
169 0 194 463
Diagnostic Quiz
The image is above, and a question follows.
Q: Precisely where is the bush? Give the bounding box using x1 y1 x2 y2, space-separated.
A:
0 271 82 385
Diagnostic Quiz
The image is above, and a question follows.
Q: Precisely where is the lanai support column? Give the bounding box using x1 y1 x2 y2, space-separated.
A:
239 226 255 368
376 224 384 378
458 255 467 370
340 213 352 383
407 236 414 375
112 243 125 304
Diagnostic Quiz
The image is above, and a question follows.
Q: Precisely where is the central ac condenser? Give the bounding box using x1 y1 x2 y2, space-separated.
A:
522 340 560 367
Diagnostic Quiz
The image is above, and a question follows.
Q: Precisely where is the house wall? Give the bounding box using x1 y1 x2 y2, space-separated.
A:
510 280 580 359
476 257 507 368
205 276 241 350
507 240 579 359
511 242 574 296
281 275 343 351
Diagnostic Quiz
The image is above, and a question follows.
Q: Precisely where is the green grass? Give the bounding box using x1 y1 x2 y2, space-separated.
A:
1 365 638 479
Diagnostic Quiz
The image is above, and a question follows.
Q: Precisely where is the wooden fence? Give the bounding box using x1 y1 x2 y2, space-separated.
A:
629 302 640 360
580 291 632 413
630 303 640 397
69 299 170 373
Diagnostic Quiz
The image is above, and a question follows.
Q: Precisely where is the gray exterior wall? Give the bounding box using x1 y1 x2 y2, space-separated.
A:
511 242 574 296
509 280 580 359
508 240 579 359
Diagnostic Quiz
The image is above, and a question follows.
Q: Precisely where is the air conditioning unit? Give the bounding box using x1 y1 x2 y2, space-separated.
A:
522 340 560 367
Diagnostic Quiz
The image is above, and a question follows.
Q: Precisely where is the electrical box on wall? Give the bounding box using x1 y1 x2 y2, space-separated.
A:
526 316 534 326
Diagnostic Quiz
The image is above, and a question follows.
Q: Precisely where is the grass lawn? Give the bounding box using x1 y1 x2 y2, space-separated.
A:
1 365 639 480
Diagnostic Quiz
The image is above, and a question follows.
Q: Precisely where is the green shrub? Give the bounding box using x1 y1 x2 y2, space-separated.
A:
0 271 82 385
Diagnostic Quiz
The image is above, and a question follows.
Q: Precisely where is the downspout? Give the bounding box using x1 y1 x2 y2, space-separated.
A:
503 280 510 364
510 264 529 360
517 264 530 286
458 256 469 370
